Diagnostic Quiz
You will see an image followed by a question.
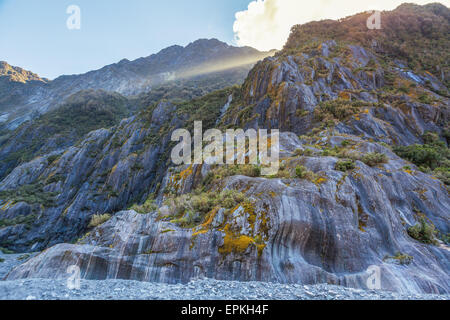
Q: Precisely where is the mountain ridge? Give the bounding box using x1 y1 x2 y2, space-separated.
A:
0 39 274 131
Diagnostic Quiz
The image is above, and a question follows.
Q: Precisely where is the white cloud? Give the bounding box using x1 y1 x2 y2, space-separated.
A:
233 0 450 51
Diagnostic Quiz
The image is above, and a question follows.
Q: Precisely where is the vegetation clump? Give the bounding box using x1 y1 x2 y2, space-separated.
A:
0 183 57 207
0 247 15 254
130 195 158 214
407 217 438 245
335 160 356 172
0 214 36 229
361 152 388 167
384 252 414 265
314 99 371 122
88 213 112 228
394 132 449 186
165 189 247 228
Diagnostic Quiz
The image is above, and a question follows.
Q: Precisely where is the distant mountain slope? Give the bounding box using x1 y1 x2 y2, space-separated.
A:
0 90 130 179
0 39 273 131
0 62 46 83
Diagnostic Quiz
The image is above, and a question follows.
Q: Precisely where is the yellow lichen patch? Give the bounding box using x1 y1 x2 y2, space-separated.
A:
62 207 70 217
357 199 368 232
216 198 270 258
243 200 255 217
403 169 414 175
256 244 266 257
338 91 351 100
267 137 272 149
219 225 255 255
414 188 428 201
111 164 118 175
314 176 328 186
352 171 362 180
192 229 208 237
1 200 13 211
190 207 219 249
179 165 193 180
201 207 219 229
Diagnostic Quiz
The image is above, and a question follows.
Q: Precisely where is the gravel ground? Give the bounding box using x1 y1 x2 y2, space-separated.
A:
0 254 448 300
0 278 448 300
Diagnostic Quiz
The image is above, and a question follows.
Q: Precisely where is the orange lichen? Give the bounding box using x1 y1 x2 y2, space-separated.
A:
219 225 255 255
338 91 351 100
179 165 193 180
192 229 208 237
314 177 328 186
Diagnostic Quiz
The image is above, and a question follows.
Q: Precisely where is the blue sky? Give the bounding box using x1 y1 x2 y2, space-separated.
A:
0 0 251 79
1 0 447 79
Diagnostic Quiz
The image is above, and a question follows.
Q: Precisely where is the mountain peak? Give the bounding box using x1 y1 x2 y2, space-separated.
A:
0 61 46 83
186 38 228 48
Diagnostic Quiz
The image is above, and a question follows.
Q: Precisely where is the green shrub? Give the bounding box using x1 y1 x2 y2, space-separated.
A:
270 168 292 179
418 94 433 104
295 166 307 178
394 144 443 170
0 183 58 207
341 140 351 147
17 254 31 261
47 154 60 165
394 132 448 172
438 232 450 245
422 131 440 145
336 148 363 161
0 258 4 263
407 217 438 245
314 99 372 122
294 148 316 157
335 160 356 172
130 197 158 214
165 189 247 228
387 252 413 265
0 214 36 229
0 247 15 254
88 214 111 228
433 167 450 186
295 165 319 181
205 164 261 184
361 152 388 167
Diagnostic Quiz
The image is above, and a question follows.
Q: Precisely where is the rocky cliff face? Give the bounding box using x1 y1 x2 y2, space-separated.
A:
1 4 449 294
5 133 450 293
0 88 236 251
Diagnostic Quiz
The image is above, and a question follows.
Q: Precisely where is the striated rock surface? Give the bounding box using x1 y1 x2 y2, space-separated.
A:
6 134 450 294
0 88 236 251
